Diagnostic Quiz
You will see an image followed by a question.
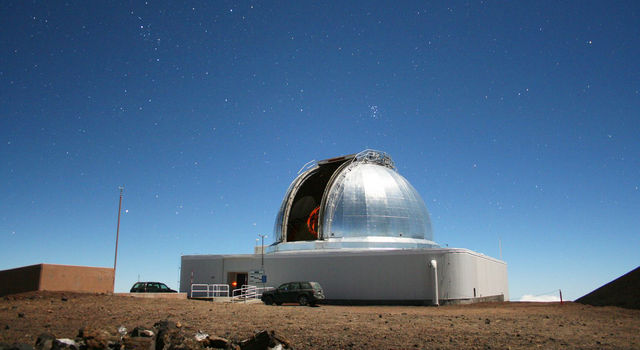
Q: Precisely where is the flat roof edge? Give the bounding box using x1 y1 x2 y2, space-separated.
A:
1 263 113 273
181 248 506 265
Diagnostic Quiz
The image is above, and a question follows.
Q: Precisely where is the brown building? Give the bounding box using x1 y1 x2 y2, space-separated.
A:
0 264 114 296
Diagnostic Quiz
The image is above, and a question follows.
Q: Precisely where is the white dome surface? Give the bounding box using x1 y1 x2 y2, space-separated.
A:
269 150 438 253
322 163 433 241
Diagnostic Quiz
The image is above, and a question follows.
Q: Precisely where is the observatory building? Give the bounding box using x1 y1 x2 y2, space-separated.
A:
180 150 508 304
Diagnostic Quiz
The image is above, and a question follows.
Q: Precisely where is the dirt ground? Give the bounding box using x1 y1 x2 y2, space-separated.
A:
1 292 639 349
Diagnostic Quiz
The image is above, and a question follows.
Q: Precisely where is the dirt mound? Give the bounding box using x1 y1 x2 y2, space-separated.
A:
575 266 640 309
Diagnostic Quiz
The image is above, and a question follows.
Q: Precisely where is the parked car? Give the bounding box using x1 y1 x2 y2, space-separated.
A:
261 281 324 306
130 282 177 293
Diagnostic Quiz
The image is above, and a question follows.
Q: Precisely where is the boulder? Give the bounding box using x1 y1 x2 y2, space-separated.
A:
35 333 56 350
77 328 114 349
123 337 154 350
51 339 78 350
239 331 292 350
152 321 177 331
199 335 232 349
154 325 198 350
131 327 154 338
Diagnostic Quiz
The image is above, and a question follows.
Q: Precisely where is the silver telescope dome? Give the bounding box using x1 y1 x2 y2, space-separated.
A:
270 150 437 252
322 162 433 240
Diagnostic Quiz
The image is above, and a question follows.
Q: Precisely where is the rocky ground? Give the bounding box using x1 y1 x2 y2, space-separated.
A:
1 292 639 349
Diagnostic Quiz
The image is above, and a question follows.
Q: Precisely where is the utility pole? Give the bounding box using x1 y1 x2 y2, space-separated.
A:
113 186 124 292
258 234 267 287
258 234 267 269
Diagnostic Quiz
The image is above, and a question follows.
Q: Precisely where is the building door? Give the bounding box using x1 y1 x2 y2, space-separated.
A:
228 272 249 292
237 273 248 288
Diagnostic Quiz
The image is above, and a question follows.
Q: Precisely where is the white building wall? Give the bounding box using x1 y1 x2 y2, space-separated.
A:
268 250 434 300
180 248 508 302
438 251 509 301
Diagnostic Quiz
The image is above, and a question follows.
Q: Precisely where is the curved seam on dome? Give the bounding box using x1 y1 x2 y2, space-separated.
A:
317 159 353 240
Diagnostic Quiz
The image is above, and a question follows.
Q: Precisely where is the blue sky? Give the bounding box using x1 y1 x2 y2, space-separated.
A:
1 1 638 300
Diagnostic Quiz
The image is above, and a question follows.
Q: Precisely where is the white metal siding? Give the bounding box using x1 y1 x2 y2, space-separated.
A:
180 248 508 301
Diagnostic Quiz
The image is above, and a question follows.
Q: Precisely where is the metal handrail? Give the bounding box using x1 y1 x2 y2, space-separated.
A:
231 285 275 303
191 283 273 302
190 283 229 298
231 285 256 302
210 284 230 297
190 284 209 298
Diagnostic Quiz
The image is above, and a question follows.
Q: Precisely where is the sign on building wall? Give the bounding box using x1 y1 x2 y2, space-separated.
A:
249 270 266 284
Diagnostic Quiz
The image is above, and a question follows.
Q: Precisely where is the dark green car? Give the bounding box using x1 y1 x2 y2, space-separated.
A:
261 281 325 306
130 282 177 293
